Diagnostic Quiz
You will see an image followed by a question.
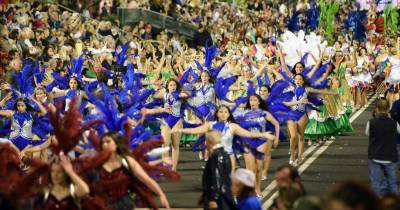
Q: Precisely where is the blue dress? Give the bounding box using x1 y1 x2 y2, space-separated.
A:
192 121 235 154
288 86 308 121
188 84 217 121
10 112 34 151
163 91 183 128
236 109 268 159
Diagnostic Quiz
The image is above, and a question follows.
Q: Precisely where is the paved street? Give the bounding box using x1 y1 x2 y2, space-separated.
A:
157 96 400 209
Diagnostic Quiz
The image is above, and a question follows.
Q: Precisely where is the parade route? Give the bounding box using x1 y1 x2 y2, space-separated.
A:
159 95 400 208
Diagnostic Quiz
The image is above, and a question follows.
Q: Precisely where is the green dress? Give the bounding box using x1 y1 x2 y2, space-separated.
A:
337 66 353 116
305 80 353 141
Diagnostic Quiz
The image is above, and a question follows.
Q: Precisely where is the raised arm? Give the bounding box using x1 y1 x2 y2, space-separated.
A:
351 50 357 68
308 51 318 64
306 48 325 79
254 60 270 78
277 44 293 78
126 156 170 208
30 96 47 116
153 56 165 79
0 110 13 118
296 50 303 61
269 63 284 81
59 152 90 198
174 56 185 77
0 92 12 107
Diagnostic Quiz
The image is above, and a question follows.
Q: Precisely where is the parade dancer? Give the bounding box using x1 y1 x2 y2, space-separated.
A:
283 74 338 166
172 104 275 175
235 94 280 195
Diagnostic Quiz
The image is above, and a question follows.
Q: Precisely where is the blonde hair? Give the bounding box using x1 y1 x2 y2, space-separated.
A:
375 99 389 113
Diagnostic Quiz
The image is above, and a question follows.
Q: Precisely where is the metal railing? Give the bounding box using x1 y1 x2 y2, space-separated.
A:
117 8 199 40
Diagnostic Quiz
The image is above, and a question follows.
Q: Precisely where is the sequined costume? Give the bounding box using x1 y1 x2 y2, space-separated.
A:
188 83 217 121
162 91 184 128
10 112 34 151
235 109 268 159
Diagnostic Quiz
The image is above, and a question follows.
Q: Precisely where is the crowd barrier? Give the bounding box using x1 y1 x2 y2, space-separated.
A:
117 8 199 41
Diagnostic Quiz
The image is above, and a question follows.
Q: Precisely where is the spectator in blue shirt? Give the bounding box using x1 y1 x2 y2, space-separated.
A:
231 168 262 210
48 11 60 30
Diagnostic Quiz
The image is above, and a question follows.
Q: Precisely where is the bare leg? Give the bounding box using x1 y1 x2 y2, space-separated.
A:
255 143 267 195
361 90 367 107
355 88 361 109
287 120 298 162
297 115 308 161
244 151 259 194
262 140 273 178
171 120 183 171
230 154 236 174
243 151 255 172
161 125 172 159
256 158 264 196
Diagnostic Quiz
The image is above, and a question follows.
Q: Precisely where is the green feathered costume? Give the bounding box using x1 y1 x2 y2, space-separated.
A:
319 0 340 44
383 4 399 34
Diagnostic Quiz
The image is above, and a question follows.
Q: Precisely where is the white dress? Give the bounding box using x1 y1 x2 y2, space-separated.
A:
388 57 400 84
351 57 372 85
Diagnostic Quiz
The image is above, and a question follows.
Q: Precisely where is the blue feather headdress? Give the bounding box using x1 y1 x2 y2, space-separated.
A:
194 44 226 79
86 82 161 149
85 83 128 134
66 54 86 81
215 76 238 102
115 42 130 65
342 10 368 42
305 3 320 32
287 9 301 32
33 60 46 86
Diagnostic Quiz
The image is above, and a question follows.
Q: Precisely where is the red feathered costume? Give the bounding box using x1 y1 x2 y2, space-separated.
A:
87 123 181 210
0 97 110 210
0 94 181 210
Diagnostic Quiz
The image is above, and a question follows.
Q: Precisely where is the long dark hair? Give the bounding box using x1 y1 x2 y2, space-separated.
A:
49 161 72 186
215 105 236 123
100 131 130 156
245 94 269 111
291 62 305 74
260 84 271 93
294 73 310 87
165 78 181 93
68 76 82 90
200 70 214 84
14 97 34 112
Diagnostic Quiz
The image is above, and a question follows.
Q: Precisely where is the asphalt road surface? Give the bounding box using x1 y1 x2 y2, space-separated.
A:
154 95 400 209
